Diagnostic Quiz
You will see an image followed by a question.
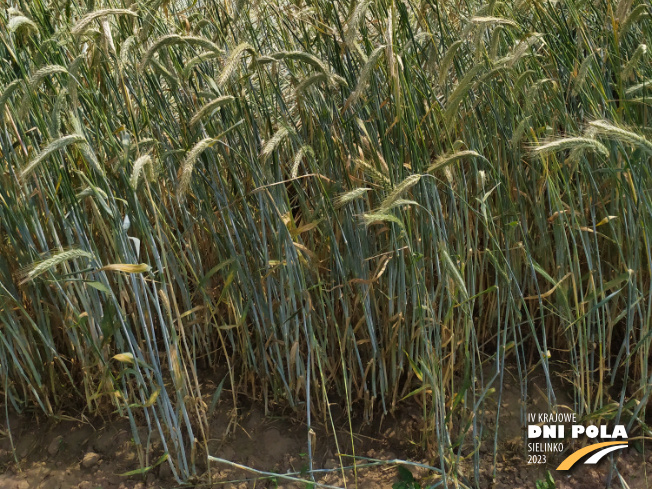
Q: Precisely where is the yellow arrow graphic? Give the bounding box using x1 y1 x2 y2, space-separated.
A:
557 441 628 470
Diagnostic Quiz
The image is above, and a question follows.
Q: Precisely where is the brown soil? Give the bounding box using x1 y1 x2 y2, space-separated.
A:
0 373 649 488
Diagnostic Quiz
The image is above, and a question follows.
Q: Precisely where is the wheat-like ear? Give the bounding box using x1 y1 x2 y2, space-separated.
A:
514 69 535 94
260 125 293 161
20 134 86 180
588 120 652 155
344 0 373 47
497 33 543 68
438 40 464 87
511 116 532 148
67 57 85 111
71 9 138 36
271 51 330 75
130 154 154 189
382 198 421 212
399 31 433 56
616 0 635 22
531 137 610 158
622 44 647 80
183 51 221 78
444 64 484 124
251 55 278 67
469 16 518 28
178 138 216 198
19 249 94 284
218 43 255 87
141 35 220 71
572 53 595 95
334 187 372 208
181 36 224 55
8 16 39 34
329 74 348 88
291 145 315 178
193 18 213 34
342 45 385 112
428 150 486 173
625 79 651 95
489 25 506 59
620 5 649 35
380 174 423 211
50 89 67 137
120 36 137 66
355 158 391 186
0 79 23 117
140 35 181 70
151 59 178 88
475 65 507 88
294 73 328 97
361 211 405 228
190 96 235 127
29 65 68 91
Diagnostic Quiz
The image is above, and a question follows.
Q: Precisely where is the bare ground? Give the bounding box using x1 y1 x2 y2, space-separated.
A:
0 373 649 489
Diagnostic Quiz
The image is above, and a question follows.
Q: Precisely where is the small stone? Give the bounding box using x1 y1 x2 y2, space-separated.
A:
81 451 101 469
77 482 93 489
16 481 29 489
134 483 146 489
323 458 338 470
47 436 63 456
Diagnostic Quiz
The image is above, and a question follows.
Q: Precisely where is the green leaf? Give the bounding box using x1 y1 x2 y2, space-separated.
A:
119 452 169 477
86 281 112 294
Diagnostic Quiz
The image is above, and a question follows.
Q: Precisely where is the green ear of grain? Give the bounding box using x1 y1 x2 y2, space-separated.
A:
190 96 235 127
20 249 94 284
334 187 372 208
622 44 647 79
440 245 469 300
29 65 68 91
183 51 221 78
361 211 405 229
428 150 486 173
140 35 182 70
218 43 255 87
140 35 221 71
178 138 217 198
588 120 652 154
380 174 423 211
444 64 484 124
260 125 292 161
497 33 543 68
572 53 595 95
20 134 86 180
532 137 610 158
620 5 649 35
271 51 330 75
130 155 154 189
625 79 651 95
291 145 315 178
71 9 138 36
343 45 385 111
0 79 23 116
294 73 329 96
8 16 39 34
438 40 464 87
344 0 373 47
